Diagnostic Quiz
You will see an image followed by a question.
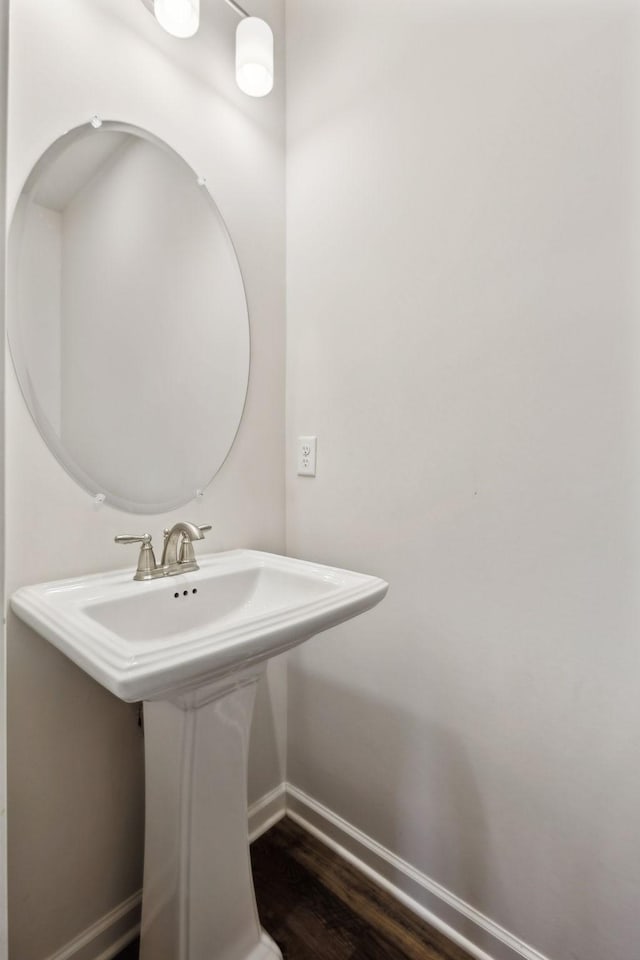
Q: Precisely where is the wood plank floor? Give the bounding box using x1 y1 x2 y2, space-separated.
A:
116 817 473 960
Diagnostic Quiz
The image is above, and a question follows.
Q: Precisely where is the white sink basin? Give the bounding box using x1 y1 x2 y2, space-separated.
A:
12 547 388 960
11 549 388 702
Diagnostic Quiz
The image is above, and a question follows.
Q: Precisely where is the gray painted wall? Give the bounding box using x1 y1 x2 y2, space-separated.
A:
286 2 640 959
0 0 8 954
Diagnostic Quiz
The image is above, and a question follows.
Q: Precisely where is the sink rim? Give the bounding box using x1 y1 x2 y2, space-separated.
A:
11 549 388 702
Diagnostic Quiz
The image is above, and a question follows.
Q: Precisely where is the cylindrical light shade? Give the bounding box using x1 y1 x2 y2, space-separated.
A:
236 17 274 97
154 0 199 38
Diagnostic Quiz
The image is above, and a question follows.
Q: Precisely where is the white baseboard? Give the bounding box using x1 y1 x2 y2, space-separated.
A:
43 890 141 960
285 783 551 960
248 783 287 842
43 781 549 960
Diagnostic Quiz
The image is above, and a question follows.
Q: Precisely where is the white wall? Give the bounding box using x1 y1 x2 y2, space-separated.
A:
0 0 8 953
286 2 640 959
5 1 285 957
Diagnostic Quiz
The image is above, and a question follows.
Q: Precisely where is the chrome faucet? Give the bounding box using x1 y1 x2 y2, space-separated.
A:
115 521 212 581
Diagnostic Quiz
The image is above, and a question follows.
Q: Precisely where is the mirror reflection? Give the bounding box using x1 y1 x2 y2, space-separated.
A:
9 122 250 513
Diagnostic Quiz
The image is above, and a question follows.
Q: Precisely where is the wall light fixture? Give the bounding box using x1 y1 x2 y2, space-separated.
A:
234 12 274 98
145 0 274 97
155 0 200 38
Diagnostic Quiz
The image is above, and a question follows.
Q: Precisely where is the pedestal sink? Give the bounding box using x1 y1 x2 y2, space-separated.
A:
11 549 388 960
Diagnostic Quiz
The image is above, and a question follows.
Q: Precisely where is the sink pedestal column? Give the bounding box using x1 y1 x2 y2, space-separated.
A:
140 665 282 960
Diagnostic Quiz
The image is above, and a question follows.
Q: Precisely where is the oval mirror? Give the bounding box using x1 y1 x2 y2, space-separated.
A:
8 121 250 513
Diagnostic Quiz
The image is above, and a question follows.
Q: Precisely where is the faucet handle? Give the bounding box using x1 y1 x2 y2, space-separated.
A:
115 533 160 581
198 524 212 535
115 533 153 545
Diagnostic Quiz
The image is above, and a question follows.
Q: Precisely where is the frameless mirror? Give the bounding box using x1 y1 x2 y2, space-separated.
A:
8 120 250 513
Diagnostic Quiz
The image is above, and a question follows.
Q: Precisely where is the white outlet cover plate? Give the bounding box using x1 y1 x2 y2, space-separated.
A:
297 436 317 477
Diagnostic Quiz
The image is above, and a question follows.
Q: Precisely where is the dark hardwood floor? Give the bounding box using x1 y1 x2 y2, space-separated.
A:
114 941 139 960
116 817 473 960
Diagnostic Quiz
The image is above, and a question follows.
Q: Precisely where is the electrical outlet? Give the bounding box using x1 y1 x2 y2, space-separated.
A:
297 436 317 477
